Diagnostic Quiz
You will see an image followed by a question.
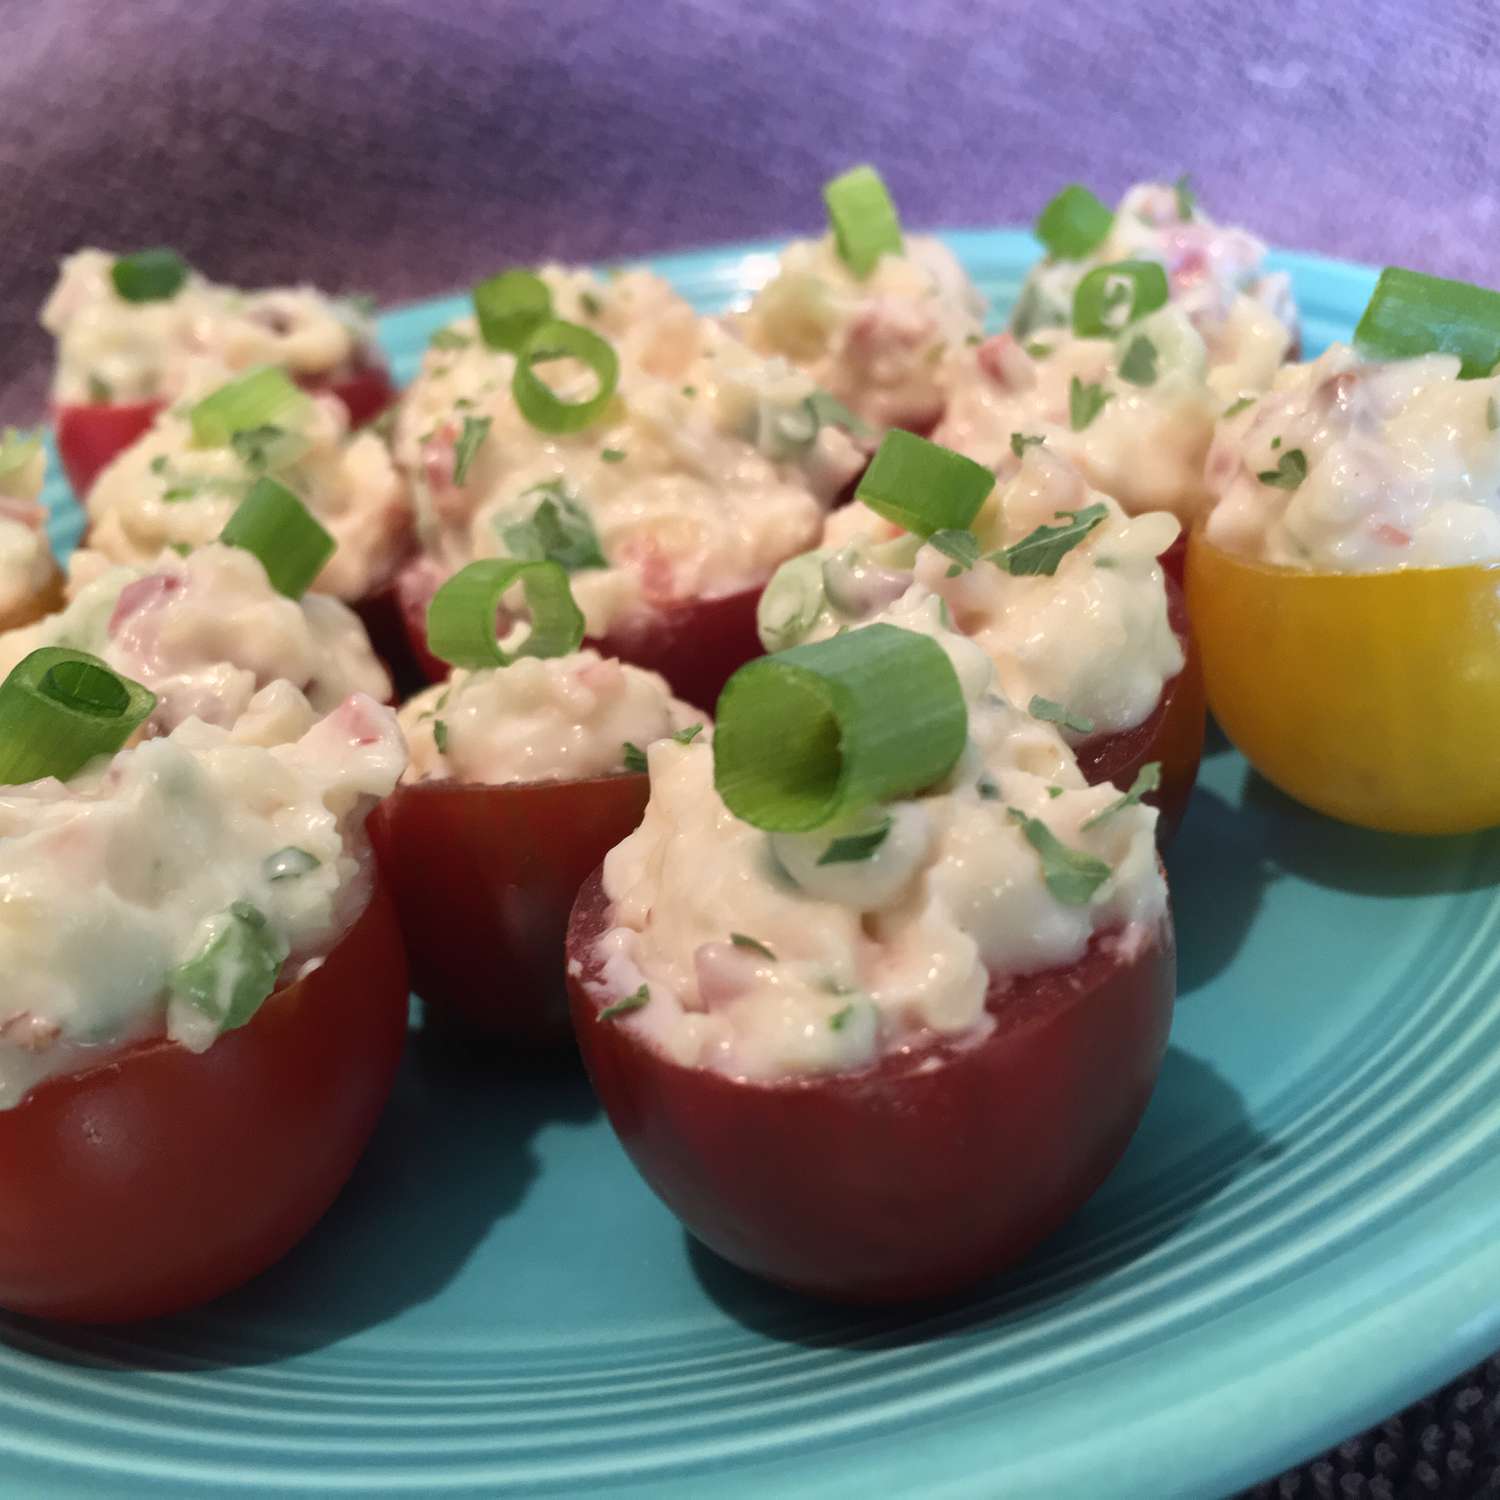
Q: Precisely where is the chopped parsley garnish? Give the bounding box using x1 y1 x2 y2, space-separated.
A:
1118 336 1158 387
429 328 472 351
1025 341 1054 360
991 503 1108 576
977 775 1001 802
579 290 603 318
1008 810 1112 906
433 719 449 754
929 527 981 576
149 454 169 475
1028 695 1096 735
452 414 492 486
1069 377 1113 431
621 741 648 774
1257 448 1309 490
1046 785 1064 799
229 423 296 471
1082 762 1162 829
730 932 777 960
671 724 704 747
598 985 650 1021
829 1003 856 1032
600 447 627 463
1271 435 1282 449
87 373 113 403
1224 395 1256 418
500 483 608 572
681 385 697 397
817 816 893 866
1010 431 1046 458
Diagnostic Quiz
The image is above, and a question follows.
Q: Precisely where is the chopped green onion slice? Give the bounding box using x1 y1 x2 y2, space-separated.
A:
264 846 320 881
823 164 904 279
219 478 335 599
1257 449 1308 490
1072 260 1170 339
1118 336 1158 387
500 483 607 572
817 815 892 865
855 430 995 538
190 367 312 449
1353 266 1500 378
622 741 648 774
713 623 967 832
806 390 874 439
991 503 1109 576
452 414 492 486
0 648 156 786
0 428 42 483
426 558 585 670
1008 809 1112 905
512 319 619 434
730 932 777 959
1082 762 1162 829
599 984 650 1022
1068 377 1113 431
473 269 553 352
111 248 189 303
1035 185 1114 260
168 901 288 1032
757 552 828 654
928 528 980 576
1028 695 1096 735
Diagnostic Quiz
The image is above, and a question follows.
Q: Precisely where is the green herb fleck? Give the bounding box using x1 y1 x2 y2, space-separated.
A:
429 327 472 351
598 985 650 1022
1028 695 1097 735
929 527 981 576
149 454 169 475
1047 785 1064 799
1025 341 1053 360
681 385 697 397
977 775 1001 802
501 483 608 572
1224 395 1256 418
1008 810 1113 906
167 901 288 1032
87 373 113 403
1489 396 1499 432
1118 336 1158 387
817 817 893 866
730 932 777 960
1010 431 1046 458
1257 448 1308 490
671 724 704 747
622 741 648 774
829 1004 856 1032
1174 174 1197 220
579 290 603 318
600 447 627 463
1069 377 1113 431
1082 762 1162 829
452 414 492 486
433 719 449 754
990 503 1108 576
1270 435 1282 449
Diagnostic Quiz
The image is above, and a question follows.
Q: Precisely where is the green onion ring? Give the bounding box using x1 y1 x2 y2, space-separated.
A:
189 366 312 449
1071 260 1170 339
511 319 620 434
426 558 586 669
823 165 904 279
218 478 335 599
854 429 995 537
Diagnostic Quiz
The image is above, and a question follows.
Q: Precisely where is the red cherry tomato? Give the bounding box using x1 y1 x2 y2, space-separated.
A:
567 869 1176 1304
0 874 409 1324
1073 573 1204 844
402 578 766 716
53 362 399 498
371 774 650 1044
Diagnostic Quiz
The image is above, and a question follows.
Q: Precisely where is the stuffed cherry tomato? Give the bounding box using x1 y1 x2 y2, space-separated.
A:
732 166 985 436
569 615 1175 1303
0 429 65 633
0 483 390 743
373 559 701 1042
391 261 865 711
933 180 1299 533
43 247 395 496
0 666 409 1324
760 432 1204 842
1193 270 1500 834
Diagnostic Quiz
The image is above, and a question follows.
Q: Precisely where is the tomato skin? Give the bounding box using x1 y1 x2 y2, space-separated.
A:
567 869 1176 1304
1074 573 1204 844
403 579 766 717
370 775 650 1044
53 362 399 498
1187 530 1500 834
0 875 408 1325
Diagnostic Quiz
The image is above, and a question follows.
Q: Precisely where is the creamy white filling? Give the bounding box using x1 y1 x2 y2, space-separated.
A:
0 694 405 1109
734 232 986 431
78 389 409 601
394 266 861 639
1011 181 1296 397
0 543 390 742
400 649 699 785
593 607 1165 1082
42 249 376 405
0 437 57 618
1203 345 1500 570
780 447 1182 735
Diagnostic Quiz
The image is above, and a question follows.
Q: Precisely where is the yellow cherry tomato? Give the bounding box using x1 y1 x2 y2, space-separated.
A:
1187 530 1500 834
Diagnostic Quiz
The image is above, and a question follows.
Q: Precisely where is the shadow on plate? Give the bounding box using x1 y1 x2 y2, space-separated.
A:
1240 770 1500 899
688 1046 1276 1354
1166 784 1277 999
0 1015 599 1373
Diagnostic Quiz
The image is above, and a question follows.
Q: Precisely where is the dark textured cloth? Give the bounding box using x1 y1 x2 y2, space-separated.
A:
2 2 1498 1492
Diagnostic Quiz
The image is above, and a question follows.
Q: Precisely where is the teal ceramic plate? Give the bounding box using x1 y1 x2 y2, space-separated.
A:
4 235 1499 1500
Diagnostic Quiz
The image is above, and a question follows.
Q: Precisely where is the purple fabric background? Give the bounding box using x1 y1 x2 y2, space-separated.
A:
3 1 1499 1492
